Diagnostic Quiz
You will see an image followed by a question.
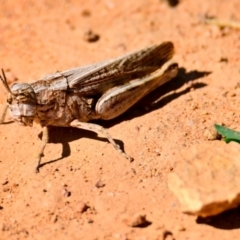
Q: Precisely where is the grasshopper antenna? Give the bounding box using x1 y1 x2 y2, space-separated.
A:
0 69 13 95
0 69 11 124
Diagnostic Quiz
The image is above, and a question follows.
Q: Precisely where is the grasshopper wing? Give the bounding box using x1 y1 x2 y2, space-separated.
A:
62 41 175 96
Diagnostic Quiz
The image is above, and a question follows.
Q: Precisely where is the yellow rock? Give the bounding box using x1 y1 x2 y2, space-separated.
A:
168 141 240 217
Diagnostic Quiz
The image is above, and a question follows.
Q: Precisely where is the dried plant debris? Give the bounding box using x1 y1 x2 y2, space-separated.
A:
203 15 240 30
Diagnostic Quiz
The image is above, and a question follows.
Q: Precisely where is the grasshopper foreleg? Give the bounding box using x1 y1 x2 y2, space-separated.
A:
36 126 49 172
0 104 9 124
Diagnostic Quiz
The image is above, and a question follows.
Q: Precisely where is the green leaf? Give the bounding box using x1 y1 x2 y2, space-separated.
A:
214 124 240 143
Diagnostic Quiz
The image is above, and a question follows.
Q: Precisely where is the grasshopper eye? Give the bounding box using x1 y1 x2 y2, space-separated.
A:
11 83 37 104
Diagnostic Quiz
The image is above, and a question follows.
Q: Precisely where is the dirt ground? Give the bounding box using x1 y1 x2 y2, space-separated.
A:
1 0 240 239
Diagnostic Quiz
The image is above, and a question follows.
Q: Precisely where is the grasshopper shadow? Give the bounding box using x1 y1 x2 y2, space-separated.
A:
37 127 125 169
38 68 210 169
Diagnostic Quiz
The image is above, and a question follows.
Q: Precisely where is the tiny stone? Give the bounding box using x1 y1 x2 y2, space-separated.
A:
219 57 228 63
176 224 186 231
190 102 198 110
87 219 94 223
81 9 91 17
62 188 71 197
202 111 209 115
162 229 174 240
230 92 236 97
2 186 9 192
51 214 58 223
123 213 149 227
95 180 105 188
77 201 88 213
84 29 100 43
203 126 220 140
2 180 8 185
163 0 179 7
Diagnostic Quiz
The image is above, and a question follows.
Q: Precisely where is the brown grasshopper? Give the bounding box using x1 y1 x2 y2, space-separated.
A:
0 41 178 172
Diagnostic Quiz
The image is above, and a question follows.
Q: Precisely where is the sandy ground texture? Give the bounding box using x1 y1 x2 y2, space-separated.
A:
1 0 240 239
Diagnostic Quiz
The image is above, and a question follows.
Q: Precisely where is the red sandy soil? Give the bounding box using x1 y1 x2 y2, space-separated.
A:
1 0 240 239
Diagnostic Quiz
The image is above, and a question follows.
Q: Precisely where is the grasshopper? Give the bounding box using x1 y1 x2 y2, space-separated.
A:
0 41 178 172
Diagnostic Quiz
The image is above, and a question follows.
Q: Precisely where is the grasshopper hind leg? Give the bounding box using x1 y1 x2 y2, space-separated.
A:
95 61 178 120
70 119 134 161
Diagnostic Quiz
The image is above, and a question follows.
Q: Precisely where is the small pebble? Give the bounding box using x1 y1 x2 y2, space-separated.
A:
77 201 88 213
123 213 149 227
81 9 91 17
87 219 94 223
95 180 105 188
203 126 220 140
62 188 71 197
84 29 100 42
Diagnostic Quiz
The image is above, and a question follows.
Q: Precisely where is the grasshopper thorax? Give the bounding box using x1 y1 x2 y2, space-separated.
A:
0 70 37 126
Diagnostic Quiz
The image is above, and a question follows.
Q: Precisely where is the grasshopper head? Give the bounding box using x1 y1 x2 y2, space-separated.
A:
0 69 37 126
